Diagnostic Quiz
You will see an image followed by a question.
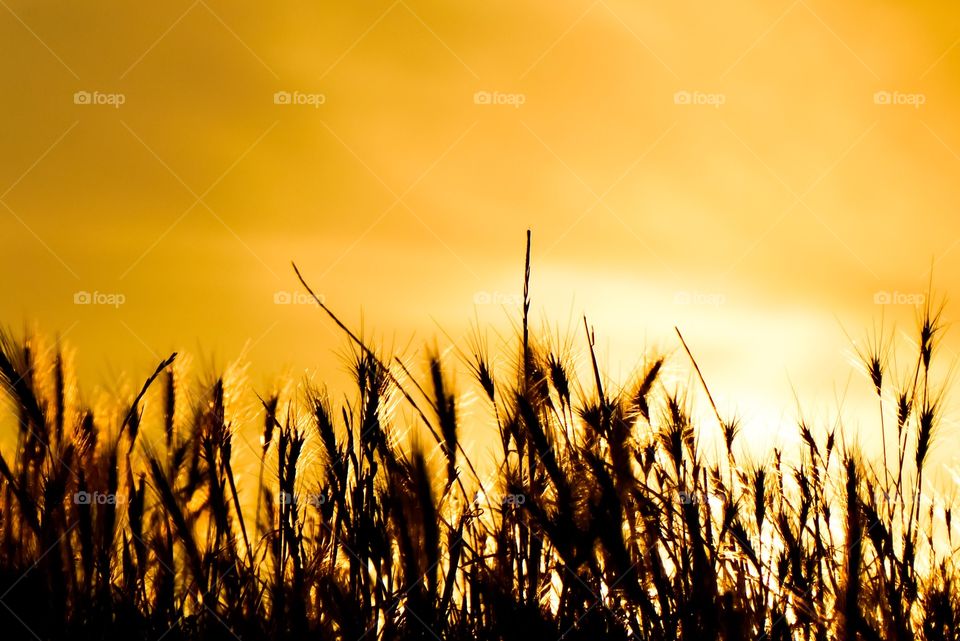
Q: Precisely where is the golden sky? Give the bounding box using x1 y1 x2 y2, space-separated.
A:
2 1 960 480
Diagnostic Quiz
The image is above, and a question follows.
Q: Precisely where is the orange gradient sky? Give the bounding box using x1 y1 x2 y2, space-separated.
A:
2 1 960 484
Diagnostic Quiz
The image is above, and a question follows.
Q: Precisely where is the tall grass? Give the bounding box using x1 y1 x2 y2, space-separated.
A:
0 236 957 640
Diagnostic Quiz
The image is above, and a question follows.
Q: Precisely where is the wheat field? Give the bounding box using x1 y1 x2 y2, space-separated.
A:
0 234 956 641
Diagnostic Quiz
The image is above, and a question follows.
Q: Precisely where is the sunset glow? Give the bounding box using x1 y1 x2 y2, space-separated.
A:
2 3 960 639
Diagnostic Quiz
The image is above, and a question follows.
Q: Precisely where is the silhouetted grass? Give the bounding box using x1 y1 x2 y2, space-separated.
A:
0 235 957 640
